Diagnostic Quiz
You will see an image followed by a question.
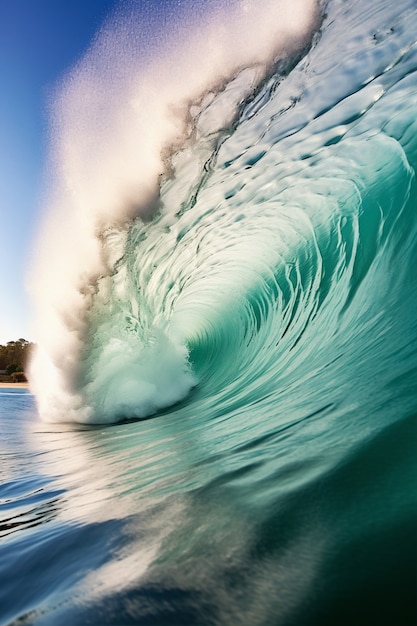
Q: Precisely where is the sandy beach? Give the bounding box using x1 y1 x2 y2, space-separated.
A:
0 382 30 388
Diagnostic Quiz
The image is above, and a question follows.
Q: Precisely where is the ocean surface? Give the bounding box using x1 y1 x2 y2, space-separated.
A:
2 0 417 624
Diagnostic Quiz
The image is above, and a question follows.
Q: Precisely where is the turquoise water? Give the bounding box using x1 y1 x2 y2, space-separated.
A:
2 0 417 623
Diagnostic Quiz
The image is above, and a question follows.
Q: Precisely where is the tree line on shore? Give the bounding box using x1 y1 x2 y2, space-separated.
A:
0 339 35 382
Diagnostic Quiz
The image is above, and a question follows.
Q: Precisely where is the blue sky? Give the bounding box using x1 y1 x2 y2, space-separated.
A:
0 0 119 344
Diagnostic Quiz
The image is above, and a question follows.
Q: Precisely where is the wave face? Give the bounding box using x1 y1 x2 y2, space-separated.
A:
30 0 416 428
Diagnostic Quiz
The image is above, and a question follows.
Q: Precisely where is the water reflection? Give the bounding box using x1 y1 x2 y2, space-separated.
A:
7 376 407 626
18 401 329 626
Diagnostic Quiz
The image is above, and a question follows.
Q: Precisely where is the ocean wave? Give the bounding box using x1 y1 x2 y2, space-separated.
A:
29 0 417 424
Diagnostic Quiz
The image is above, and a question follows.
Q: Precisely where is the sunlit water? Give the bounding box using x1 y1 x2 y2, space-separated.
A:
2 0 417 624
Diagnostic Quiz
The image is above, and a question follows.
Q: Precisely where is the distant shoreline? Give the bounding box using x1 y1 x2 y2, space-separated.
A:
0 382 30 388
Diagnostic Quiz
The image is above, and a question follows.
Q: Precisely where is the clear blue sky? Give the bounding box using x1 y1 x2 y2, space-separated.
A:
0 0 120 344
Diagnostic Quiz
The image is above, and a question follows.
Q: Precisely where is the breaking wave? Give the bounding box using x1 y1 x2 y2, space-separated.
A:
29 0 417 426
